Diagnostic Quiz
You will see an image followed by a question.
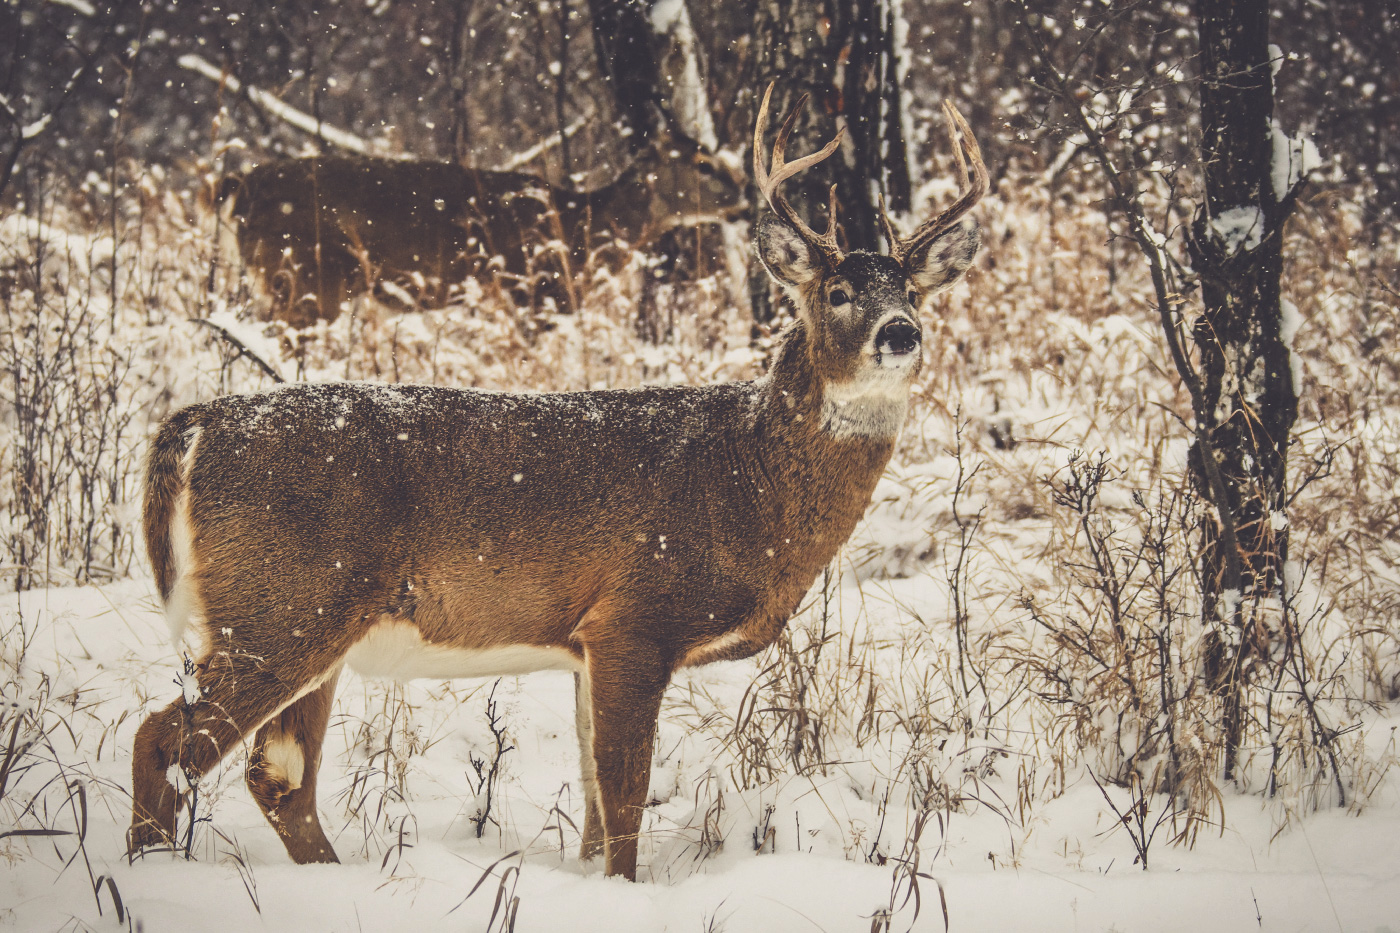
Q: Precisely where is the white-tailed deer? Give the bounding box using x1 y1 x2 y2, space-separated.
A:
130 87 986 880
219 125 746 328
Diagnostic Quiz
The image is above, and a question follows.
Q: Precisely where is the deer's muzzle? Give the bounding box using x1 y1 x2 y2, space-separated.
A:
875 318 921 358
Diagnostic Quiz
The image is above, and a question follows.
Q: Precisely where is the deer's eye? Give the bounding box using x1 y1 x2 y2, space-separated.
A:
830 289 850 306
696 160 716 177
907 289 918 305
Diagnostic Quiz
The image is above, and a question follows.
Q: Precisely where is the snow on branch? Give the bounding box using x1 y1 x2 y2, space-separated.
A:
1210 205 1264 256
496 114 591 172
0 65 89 140
49 0 96 14
182 53 592 174
177 54 376 156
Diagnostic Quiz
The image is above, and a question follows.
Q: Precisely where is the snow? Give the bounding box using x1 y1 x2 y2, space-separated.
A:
648 0 717 150
2 581 1398 932
649 0 686 32
177 662 201 706
201 309 289 382
1220 587 1242 625
49 0 96 14
2 133 1396 933
497 115 590 173
19 110 56 141
178 54 381 157
1270 118 1322 201
890 0 917 194
1281 296 1304 394
1210 205 1264 255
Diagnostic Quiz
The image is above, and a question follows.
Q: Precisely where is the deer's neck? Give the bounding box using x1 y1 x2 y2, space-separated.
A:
557 165 652 251
736 325 900 573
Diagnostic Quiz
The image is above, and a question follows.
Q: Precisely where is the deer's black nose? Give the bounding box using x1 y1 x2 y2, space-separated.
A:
876 318 921 356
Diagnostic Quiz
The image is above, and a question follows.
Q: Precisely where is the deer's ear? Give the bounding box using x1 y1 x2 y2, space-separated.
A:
907 217 980 294
756 215 824 288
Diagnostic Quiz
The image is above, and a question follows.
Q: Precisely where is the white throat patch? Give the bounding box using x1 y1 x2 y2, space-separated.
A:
821 370 912 438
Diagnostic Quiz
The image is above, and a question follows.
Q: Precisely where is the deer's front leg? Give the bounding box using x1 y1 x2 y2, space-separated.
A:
582 644 669 881
573 670 605 862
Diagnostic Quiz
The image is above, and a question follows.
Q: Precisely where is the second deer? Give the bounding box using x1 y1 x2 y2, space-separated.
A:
129 86 986 880
218 124 746 327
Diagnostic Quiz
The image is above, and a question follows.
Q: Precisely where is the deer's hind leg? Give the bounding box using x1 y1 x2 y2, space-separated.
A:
128 639 346 857
246 665 342 864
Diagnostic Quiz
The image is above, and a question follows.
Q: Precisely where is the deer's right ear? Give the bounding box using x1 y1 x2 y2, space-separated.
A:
907 217 980 295
756 215 823 288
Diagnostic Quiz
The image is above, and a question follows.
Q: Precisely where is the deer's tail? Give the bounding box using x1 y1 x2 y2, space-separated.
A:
143 407 205 604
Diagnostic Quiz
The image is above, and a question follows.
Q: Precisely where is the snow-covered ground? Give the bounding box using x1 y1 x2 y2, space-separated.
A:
4 568 1398 932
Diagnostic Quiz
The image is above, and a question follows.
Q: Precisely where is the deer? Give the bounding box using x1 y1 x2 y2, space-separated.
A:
218 123 746 328
129 85 986 881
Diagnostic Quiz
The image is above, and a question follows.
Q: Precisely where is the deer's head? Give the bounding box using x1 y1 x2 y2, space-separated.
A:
752 86 987 437
625 121 749 236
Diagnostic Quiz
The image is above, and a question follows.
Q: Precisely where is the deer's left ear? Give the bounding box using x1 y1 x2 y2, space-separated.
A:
907 217 980 294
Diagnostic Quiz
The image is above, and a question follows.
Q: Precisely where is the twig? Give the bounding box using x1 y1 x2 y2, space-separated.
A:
189 318 284 383
1013 2 1244 604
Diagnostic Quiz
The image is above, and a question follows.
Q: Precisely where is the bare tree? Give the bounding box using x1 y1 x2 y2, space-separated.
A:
0 0 135 202
1015 0 1319 786
586 0 736 342
1188 0 1305 780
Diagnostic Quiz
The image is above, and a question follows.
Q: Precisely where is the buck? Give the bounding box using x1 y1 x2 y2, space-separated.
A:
129 87 986 880
219 124 746 327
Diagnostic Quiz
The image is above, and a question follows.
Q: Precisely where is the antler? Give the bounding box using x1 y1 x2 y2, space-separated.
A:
882 100 988 265
753 83 845 264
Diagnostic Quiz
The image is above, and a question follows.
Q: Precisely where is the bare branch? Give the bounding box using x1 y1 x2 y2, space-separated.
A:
1013 2 1243 598
188 318 284 384
177 54 377 156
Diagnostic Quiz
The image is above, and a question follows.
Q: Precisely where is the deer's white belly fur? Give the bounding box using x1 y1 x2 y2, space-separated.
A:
345 620 581 681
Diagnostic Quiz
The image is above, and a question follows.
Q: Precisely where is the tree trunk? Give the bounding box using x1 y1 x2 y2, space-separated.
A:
586 0 667 141
747 0 911 325
586 0 726 344
1188 0 1299 781
445 0 475 164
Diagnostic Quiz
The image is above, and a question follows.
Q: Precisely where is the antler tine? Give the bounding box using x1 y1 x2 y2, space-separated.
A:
890 100 988 264
753 83 845 262
877 192 900 256
943 100 982 189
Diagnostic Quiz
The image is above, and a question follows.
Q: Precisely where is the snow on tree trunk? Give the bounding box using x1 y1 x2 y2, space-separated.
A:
649 0 717 149
586 0 720 147
586 0 732 345
1187 0 1302 781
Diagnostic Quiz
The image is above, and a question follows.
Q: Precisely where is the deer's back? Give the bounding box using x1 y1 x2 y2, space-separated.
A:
231 157 559 296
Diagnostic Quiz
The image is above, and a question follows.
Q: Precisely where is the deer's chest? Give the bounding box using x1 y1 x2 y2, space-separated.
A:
672 552 828 669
